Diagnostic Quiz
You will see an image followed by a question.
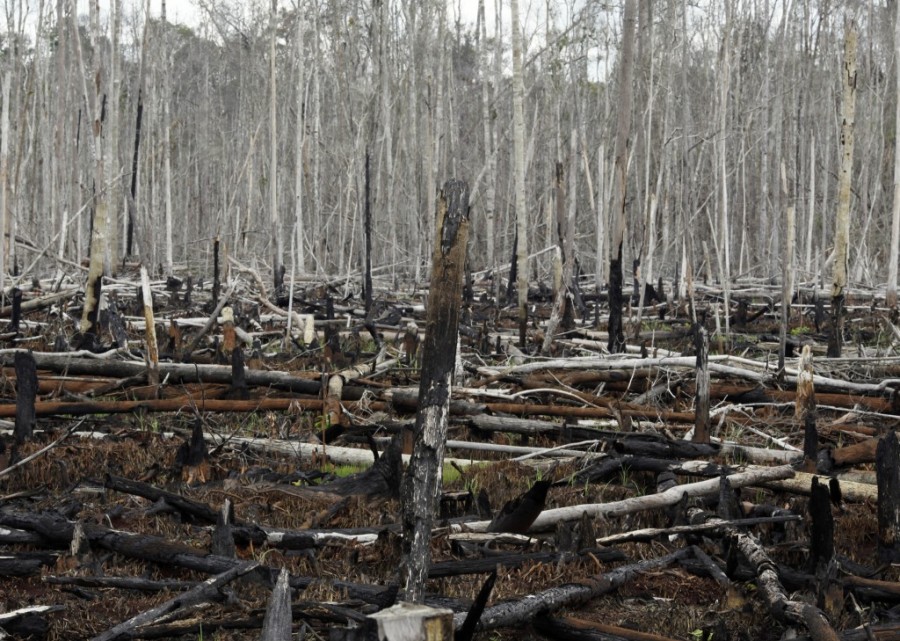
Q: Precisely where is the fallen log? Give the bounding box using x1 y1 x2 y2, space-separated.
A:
89 560 261 641
450 547 693 632
687 506 839 641
103 473 220 524
0 508 399 606
534 615 684 641
0 351 322 394
452 464 796 533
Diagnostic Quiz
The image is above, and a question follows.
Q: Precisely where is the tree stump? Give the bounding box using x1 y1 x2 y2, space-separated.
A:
13 351 38 446
368 602 453 641
400 179 470 603
877 430 900 563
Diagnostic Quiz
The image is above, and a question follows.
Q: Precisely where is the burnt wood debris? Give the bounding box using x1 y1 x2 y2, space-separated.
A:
2 236 900 639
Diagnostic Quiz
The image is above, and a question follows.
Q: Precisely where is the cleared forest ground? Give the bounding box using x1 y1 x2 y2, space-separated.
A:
0 270 897 641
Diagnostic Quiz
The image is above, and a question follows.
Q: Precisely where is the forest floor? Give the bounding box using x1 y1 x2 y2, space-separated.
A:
0 269 898 641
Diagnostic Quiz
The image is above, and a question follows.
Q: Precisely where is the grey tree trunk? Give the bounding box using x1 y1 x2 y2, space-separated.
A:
828 23 857 358
269 0 282 289
607 0 638 353
401 180 470 604
510 0 528 347
888 1 900 308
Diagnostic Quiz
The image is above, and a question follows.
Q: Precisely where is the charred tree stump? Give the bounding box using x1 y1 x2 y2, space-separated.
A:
877 430 900 563
140 266 160 389
607 244 626 353
212 236 220 309
808 477 834 573
13 350 37 446
260 567 292 641
827 293 844 358
693 325 710 443
227 345 249 400
211 500 236 558
401 179 470 603
363 150 373 317
797 346 818 471
9 287 21 333
175 420 210 485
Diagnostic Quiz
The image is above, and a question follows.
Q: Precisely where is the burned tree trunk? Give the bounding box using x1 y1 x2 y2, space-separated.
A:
13 351 38 446
606 0 637 354
877 430 900 563
693 325 710 443
401 179 470 603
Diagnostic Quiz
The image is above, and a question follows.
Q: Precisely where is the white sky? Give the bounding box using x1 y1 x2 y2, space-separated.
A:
1 0 562 41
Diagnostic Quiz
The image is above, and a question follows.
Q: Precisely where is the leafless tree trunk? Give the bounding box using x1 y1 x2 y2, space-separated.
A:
401 180 470 603
161 0 173 276
510 0 528 347
106 0 121 272
888 1 900 308
71 0 108 342
607 0 638 354
269 0 282 289
829 23 857 358
0 73 10 296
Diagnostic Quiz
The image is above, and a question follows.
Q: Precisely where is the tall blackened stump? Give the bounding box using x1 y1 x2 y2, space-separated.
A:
808 477 834 572
363 150 373 317
127 90 144 257
212 237 220 310
607 243 626 353
797 345 818 471
693 325 710 443
877 430 900 563
13 351 38 445
401 179 470 604
9 287 21 333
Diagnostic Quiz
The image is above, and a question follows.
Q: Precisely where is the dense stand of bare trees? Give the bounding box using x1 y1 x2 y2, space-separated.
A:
0 1 898 307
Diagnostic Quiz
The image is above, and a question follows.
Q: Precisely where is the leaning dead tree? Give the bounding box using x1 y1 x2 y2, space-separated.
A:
401 179 470 603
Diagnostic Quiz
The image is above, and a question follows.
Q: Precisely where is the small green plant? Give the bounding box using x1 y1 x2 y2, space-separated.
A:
790 325 813 336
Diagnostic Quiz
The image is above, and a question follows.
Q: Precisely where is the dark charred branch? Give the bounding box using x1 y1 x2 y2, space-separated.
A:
451 547 693 632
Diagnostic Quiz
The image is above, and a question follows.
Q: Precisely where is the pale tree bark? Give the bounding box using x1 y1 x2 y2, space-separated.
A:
72 0 108 343
608 0 638 354
478 0 497 292
106 0 121 272
378 0 395 283
888 0 900 308
805 135 816 278
269 0 282 289
294 7 306 275
715 0 733 337
161 0 173 276
828 23 857 358
0 73 9 295
510 0 528 347
127 0 151 259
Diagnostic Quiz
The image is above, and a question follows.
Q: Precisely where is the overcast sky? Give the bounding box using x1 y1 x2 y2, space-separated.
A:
2 0 566 41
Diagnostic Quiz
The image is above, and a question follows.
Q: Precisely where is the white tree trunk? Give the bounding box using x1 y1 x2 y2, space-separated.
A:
888 1 900 307
269 0 282 287
511 0 528 346
161 0 173 276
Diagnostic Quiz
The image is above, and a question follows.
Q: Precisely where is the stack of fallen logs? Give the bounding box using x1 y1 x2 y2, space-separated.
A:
1 275 900 639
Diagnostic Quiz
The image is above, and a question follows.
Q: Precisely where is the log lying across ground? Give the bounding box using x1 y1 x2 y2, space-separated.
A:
452 464 796 532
